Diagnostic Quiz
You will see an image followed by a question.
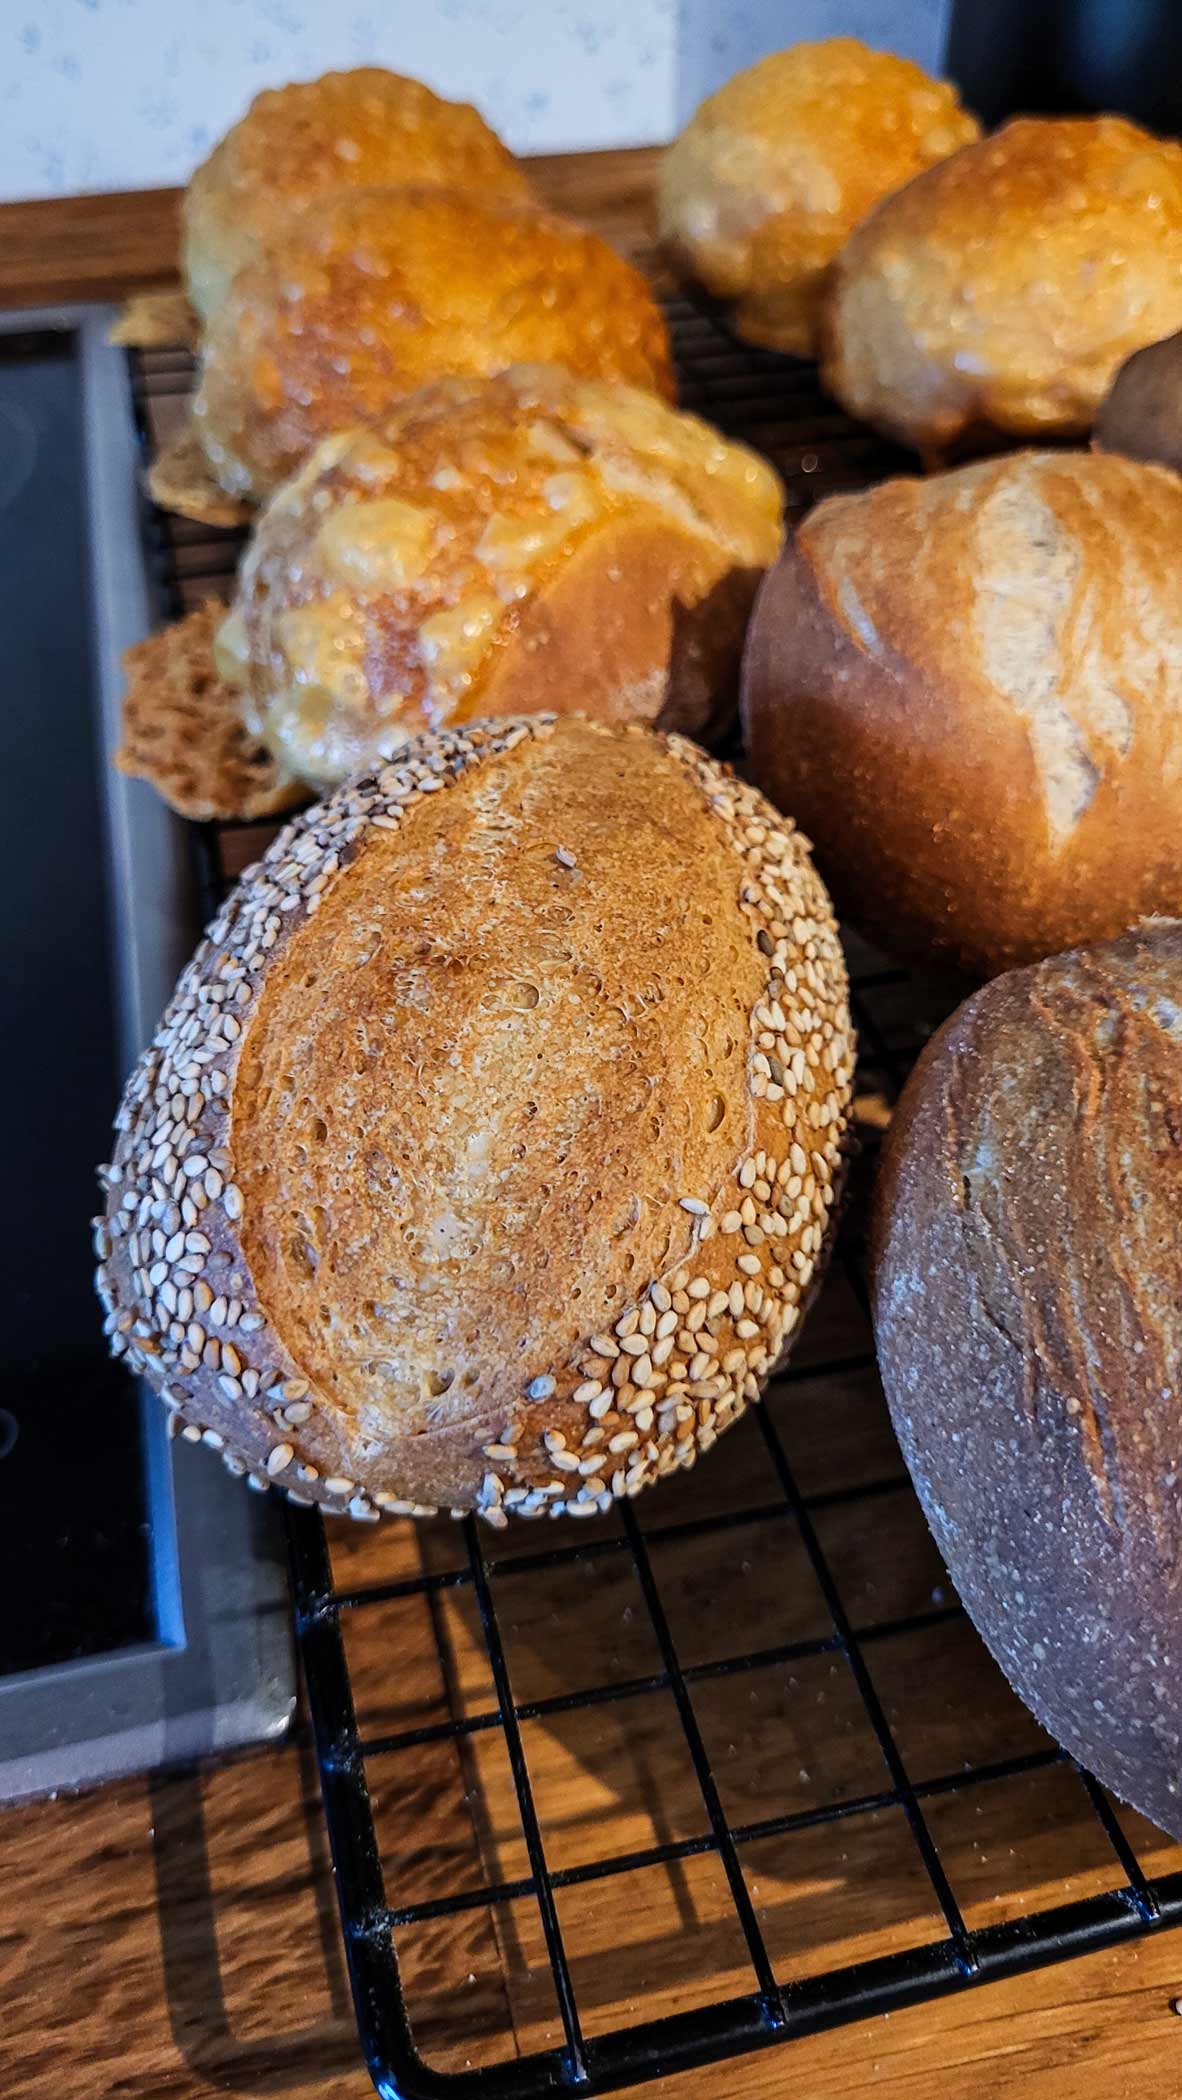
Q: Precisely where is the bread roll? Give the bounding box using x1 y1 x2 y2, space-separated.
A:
192 188 674 505
1094 330 1182 476
742 448 1182 978
659 39 977 358
95 716 853 1522
824 117 1182 450
218 365 782 790
872 920 1182 1836
183 68 531 323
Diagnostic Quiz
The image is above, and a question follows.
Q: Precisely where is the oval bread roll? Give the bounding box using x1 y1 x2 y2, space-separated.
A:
742 448 1182 978
660 38 978 358
95 716 854 1523
873 921 1182 1836
824 117 1182 450
220 365 783 789
192 187 674 504
182 68 532 323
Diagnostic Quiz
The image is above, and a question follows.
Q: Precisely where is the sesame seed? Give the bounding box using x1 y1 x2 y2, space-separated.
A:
267 1443 295 1476
554 846 577 868
620 1333 648 1357
589 1391 613 1420
721 1210 742 1234
589 1333 619 1359
608 1430 639 1454
527 1374 556 1401
284 1401 313 1425
680 1196 709 1217
223 1184 244 1221
573 1379 603 1404
737 1253 762 1276
324 1477 355 1497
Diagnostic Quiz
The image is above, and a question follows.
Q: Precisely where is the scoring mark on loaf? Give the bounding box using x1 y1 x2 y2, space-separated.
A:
95 714 853 1523
971 461 1149 844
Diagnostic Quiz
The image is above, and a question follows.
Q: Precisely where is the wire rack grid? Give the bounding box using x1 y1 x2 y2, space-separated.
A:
126 302 1182 2100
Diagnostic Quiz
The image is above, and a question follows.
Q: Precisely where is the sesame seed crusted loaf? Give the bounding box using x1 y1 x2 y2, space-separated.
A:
95 714 854 1525
872 920 1182 1836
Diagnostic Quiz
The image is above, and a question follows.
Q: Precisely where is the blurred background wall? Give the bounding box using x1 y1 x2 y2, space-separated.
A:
0 0 951 203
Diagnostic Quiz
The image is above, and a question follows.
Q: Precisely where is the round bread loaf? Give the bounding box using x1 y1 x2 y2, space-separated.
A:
182 68 532 323
742 448 1182 978
95 716 854 1523
216 365 783 789
192 187 674 504
659 39 977 359
823 117 1182 450
872 920 1182 1836
1094 330 1182 476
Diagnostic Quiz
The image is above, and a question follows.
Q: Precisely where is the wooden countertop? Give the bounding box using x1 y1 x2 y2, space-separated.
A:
3 148 1182 2100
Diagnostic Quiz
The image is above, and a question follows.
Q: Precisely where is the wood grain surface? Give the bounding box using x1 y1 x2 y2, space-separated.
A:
2 148 1182 2100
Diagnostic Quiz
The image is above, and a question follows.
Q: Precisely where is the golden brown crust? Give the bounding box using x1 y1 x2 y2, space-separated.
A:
227 367 782 789
659 38 978 359
96 715 853 1523
147 422 255 528
742 448 1182 978
117 603 304 822
108 289 198 351
182 68 532 323
872 920 1182 1836
192 188 675 504
823 116 1182 448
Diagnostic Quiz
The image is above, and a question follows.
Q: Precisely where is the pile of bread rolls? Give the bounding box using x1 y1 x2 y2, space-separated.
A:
119 69 784 817
104 48 1182 1838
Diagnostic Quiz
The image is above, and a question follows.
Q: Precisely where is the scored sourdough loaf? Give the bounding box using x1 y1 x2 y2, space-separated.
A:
742 447 1182 978
872 921 1182 1835
95 716 854 1523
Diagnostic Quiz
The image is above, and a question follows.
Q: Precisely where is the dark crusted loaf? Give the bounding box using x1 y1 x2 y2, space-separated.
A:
872 919 1182 1834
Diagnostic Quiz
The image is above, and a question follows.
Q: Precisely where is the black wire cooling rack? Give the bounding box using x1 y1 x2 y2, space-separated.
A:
126 302 1182 2100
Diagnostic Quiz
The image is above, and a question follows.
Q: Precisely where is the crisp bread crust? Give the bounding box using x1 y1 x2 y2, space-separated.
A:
658 37 977 359
742 448 1182 979
823 116 1182 449
872 919 1182 1836
95 714 854 1527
